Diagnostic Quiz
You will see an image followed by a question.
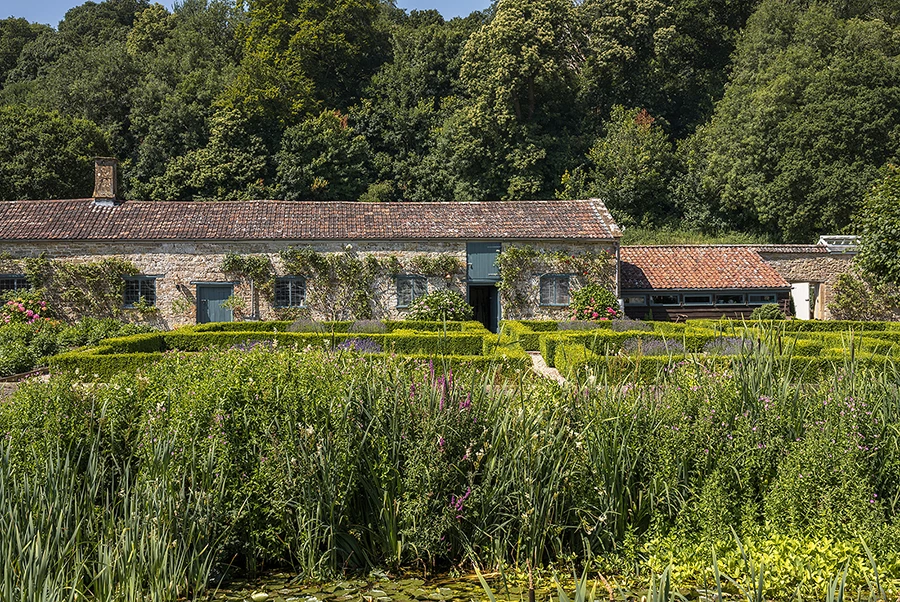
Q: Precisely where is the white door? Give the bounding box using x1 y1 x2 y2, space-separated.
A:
791 282 811 320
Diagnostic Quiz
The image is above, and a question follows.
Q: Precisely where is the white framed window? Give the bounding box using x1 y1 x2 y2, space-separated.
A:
623 295 647 306
540 274 571 306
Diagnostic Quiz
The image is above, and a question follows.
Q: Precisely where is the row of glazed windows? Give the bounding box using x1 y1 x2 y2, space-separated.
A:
622 292 781 307
127 276 432 309
2 274 427 310
1 273 581 309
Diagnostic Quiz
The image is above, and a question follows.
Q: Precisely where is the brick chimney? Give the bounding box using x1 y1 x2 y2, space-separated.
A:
92 157 119 206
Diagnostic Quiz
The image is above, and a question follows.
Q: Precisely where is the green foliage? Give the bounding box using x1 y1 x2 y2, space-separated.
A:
0 105 109 201
750 304 787 320
275 110 372 200
496 246 617 318
144 108 270 201
570 283 620 321
856 166 900 283
38 257 140 320
16 325 900 592
0 316 153 377
830 268 900 321
408 254 464 277
691 0 900 241
406 289 473 321
224 0 389 122
221 253 273 284
280 247 385 320
560 106 676 227
620 227 772 246
0 18 51 88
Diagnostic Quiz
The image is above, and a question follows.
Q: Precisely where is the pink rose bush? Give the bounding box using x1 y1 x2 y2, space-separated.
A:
570 283 620 321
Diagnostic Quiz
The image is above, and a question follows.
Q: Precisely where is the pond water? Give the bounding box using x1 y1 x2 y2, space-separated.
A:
212 572 554 602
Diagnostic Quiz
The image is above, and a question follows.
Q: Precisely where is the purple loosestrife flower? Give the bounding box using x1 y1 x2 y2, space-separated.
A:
450 487 472 519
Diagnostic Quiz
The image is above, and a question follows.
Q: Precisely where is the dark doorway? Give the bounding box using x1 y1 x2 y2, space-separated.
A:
468 285 499 333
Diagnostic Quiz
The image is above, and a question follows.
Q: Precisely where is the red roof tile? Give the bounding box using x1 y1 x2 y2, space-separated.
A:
621 246 790 290
0 199 621 241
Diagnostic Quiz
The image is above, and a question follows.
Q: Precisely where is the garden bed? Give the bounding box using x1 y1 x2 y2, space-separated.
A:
48 320 532 380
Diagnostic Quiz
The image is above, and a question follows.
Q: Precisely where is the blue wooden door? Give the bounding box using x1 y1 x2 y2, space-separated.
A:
197 285 234 324
467 242 501 283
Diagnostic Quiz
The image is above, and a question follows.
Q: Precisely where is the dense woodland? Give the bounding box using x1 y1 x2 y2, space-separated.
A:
1 0 899 242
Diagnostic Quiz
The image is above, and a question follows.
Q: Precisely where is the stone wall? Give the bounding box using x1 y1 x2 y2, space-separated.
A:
2 240 617 327
758 251 854 319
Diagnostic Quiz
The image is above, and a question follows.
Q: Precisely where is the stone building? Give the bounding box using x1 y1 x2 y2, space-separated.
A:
755 238 857 320
619 243 856 320
0 164 622 331
0 161 857 328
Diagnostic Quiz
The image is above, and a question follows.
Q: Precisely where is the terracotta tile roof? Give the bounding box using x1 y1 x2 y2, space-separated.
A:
0 199 621 241
621 246 790 290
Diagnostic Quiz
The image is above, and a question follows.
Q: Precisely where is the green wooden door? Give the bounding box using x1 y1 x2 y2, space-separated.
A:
467 242 501 283
197 285 234 324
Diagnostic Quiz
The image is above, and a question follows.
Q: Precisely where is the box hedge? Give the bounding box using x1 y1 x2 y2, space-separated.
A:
162 331 487 356
50 351 169 381
540 330 718 367
48 322 517 380
186 320 485 334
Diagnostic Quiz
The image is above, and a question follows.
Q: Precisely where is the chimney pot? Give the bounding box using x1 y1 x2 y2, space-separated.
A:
92 157 119 206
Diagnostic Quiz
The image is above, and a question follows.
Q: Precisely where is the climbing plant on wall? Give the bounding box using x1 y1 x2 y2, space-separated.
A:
280 247 390 320
496 246 617 319
279 248 465 320
19 254 141 320
221 253 273 285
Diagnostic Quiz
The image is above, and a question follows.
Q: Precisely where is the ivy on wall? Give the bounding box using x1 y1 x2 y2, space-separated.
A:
221 253 273 285
0 253 142 320
496 246 616 319
280 248 464 320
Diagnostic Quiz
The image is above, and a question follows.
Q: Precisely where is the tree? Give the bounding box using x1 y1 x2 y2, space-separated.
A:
144 109 269 200
57 0 149 46
275 111 372 200
560 106 676 226
223 0 389 123
432 0 583 200
855 166 900 283
690 1 900 242
461 0 578 124
0 18 52 89
575 0 761 138
0 105 109 200
829 268 900 321
350 10 481 201
126 0 243 196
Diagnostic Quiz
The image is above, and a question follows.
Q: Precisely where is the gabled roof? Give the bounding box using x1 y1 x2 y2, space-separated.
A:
0 199 621 242
621 246 790 291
